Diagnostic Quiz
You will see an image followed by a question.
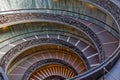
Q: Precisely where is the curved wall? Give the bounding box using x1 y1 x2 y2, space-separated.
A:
0 0 117 30
87 0 120 32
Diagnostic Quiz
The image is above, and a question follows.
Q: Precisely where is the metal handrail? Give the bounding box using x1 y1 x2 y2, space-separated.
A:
0 8 119 80
0 13 105 64
0 30 92 49
0 8 119 39
69 46 120 80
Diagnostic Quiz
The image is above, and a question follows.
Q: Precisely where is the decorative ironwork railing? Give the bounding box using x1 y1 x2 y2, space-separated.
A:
0 38 89 71
0 13 104 62
0 8 119 80
0 8 119 39
0 30 92 49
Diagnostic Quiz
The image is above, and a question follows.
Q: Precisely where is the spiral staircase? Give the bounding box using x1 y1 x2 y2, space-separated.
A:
0 0 119 80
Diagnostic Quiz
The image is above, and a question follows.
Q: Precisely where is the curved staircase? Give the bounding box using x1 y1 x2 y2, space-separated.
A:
0 2 119 79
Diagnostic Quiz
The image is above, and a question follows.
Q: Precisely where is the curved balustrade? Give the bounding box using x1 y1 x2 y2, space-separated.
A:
1 38 90 71
0 14 104 62
88 0 120 28
0 0 119 80
1 12 117 79
0 30 92 49
0 13 105 62
7 44 89 80
22 59 78 80
0 3 119 80
69 47 120 80
0 8 119 39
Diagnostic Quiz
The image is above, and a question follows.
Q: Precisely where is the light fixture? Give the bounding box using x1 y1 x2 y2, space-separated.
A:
53 0 58 3
87 4 95 9
2 26 8 31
